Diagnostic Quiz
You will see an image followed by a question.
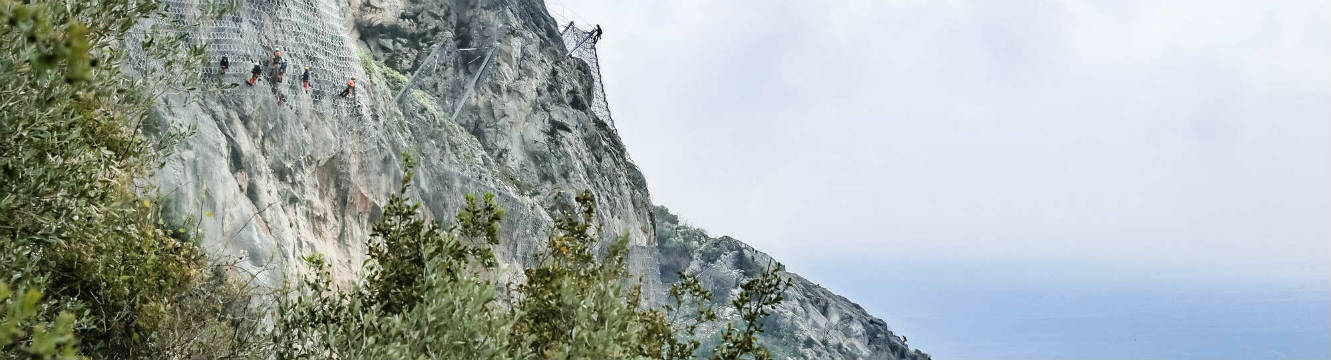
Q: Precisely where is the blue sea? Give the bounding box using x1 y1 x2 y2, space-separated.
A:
800 260 1330 360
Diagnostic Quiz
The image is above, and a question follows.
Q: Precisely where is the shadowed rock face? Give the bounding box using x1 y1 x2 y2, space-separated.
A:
138 0 927 358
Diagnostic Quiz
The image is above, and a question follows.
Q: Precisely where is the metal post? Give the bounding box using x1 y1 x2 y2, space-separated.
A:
449 46 495 121
394 40 447 103
565 30 596 58
559 21 575 37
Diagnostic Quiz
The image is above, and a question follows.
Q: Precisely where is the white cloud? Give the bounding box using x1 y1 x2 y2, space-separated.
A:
550 0 1331 283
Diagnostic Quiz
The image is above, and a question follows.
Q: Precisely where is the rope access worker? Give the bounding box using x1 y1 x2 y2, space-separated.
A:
219 56 229 75
339 77 356 97
272 49 283 66
301 66 312 93
247 61 262 86
592 25 603 43
279 59 289 79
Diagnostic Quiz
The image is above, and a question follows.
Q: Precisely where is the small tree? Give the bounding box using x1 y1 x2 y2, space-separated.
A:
1 0 234 357
272 153 512 359
508 190 671 358
709 262 792 360
662 272 718 360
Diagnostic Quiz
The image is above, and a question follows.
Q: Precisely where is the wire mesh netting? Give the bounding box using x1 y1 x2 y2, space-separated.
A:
394 0 616 129
124 0 370 117
124 0 614 127
557 20 615 129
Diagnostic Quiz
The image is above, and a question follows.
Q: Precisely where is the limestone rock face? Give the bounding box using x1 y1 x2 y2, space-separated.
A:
655 207 930 360
133 0 927 358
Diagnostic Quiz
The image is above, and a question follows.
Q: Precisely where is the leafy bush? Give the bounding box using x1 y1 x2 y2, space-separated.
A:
2 0 255 358
0 283 80 359
271 153 513 359
360 50 408 94
507 189 673 359
710 263 791 360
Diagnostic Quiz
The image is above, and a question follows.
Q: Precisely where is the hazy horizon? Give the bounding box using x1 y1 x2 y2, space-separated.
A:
549 0 1331 358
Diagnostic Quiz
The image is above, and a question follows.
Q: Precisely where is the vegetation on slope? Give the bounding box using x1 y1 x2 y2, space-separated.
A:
1 0 254 358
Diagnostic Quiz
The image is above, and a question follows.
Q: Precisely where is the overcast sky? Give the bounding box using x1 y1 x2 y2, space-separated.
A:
547 1 1329 358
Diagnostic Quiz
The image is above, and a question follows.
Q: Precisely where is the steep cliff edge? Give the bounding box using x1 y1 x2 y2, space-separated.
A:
133 0 926 358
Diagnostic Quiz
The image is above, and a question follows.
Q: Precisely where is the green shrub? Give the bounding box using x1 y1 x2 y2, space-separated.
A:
1 0 253 358
272 153 513 359
507 189 672 359
710 263 791 360
362 154 504 313
0 283 80 359
360 50 408 94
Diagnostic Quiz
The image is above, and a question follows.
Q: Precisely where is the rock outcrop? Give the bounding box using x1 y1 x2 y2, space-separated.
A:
130 0 927 358
655 207 929 360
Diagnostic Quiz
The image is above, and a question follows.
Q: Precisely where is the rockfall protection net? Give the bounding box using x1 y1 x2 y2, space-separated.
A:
557 20 615 129
128 0 617 126
124 0 371 118
394 1 616 129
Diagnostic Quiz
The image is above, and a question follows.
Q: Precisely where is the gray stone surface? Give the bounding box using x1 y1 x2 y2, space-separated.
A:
655 207 929 360
130 0 929 358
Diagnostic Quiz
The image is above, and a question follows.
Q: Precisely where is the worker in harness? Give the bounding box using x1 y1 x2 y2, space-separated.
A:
339 77 356 97
247 61 262 86
301 66 311 93
592 25 603 43
219 56 229 75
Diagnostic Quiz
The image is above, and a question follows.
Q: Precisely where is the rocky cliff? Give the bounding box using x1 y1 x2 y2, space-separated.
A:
130 0 926 358
655 207 928 360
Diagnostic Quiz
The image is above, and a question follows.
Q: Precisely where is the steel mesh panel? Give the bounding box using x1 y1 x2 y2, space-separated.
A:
557 21 614 129
125 0 370 117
